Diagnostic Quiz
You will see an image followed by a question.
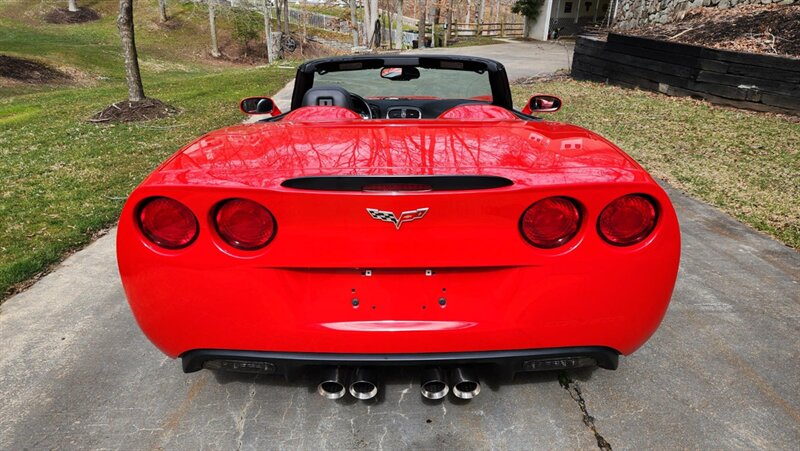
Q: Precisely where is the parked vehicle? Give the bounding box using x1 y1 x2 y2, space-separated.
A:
117 55 681 401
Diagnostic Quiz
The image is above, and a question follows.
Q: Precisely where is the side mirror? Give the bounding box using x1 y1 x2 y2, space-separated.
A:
522 94 562 114
239 96 281 116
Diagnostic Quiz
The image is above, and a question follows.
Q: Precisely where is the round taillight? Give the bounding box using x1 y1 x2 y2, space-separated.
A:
520 197 581 248
598 194 657 246
214 198 275 250
137 197 198 249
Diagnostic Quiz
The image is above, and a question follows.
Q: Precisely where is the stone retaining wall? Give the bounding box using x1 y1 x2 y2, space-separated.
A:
612 0 796 30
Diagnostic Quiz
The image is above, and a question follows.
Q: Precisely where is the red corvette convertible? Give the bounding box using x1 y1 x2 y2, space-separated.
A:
117 55 680 401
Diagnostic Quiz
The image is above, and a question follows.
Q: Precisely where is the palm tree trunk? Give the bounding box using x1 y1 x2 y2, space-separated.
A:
117 0 145 101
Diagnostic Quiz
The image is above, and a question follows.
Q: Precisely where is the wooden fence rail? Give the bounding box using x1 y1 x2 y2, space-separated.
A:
449 22 524 38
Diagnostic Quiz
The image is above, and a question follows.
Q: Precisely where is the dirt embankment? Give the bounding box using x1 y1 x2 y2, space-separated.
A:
622 4 800 58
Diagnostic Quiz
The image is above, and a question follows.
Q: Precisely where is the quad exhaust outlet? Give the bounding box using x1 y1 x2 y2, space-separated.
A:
317 366 480 401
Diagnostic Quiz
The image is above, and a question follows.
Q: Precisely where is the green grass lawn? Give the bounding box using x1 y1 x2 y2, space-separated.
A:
0 1 295 298
512 79 800 249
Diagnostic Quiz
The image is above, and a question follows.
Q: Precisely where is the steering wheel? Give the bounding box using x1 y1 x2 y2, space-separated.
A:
350 93 373 119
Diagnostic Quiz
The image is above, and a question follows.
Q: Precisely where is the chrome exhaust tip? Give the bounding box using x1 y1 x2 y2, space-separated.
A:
420 367 449 400
349 368 378 400
317 367 347 399
450 367 481 399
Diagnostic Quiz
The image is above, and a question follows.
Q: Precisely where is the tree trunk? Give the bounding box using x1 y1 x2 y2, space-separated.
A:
262 0 273 63
208 1 220 58
477 0 485 35
349 0 359 46
275 0 281 30
464 0 470 25
394 0 403 49
158 0 167 22
117 0 145 101
366 0 379 48
68 0 78 12
444 0 452 46
417 0 427 47
282 0 289 34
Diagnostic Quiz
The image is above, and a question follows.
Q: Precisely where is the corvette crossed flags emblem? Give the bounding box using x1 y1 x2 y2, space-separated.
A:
366 208 429 230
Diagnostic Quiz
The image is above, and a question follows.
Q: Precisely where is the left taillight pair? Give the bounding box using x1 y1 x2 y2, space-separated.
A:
137 197 275 250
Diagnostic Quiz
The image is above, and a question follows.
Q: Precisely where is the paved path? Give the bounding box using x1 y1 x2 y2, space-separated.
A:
407 40 575 81
1 186 797 450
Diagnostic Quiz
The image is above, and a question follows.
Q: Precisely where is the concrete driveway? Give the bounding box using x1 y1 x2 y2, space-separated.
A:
407 40 575 81
1 189 798 450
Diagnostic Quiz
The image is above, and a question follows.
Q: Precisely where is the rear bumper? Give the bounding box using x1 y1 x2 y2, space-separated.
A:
118 183 681 360
181 346 619 378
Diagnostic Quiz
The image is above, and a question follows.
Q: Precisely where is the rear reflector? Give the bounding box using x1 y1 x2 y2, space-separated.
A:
214 198 276 250
137 197 198 249
203 360 276 373
598 194 657 246
523 356 596 371
520 197 581 248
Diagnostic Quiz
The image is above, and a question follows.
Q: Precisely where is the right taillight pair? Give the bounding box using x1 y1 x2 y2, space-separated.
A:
520 194 658 249
137 197 276 251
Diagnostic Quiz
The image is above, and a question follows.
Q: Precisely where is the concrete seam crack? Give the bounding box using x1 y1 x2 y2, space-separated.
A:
559 372 612 451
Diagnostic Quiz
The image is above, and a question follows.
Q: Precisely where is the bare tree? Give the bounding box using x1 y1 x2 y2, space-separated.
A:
68 0 78 12
282 0 289 34
395 0 403 49
117 0 145 101
365 0 379 48
158 0 168 22
477 0 485 34
350 0 359 47
418 0 427 47
262 0 273 63
208 0 221 58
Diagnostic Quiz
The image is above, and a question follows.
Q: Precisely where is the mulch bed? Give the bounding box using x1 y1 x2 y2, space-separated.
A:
43 7 101 24
0 54 71 83
88 98 179 123
623 4 800 58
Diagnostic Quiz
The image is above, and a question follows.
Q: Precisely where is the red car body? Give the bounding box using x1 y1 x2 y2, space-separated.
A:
117 56 680 383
